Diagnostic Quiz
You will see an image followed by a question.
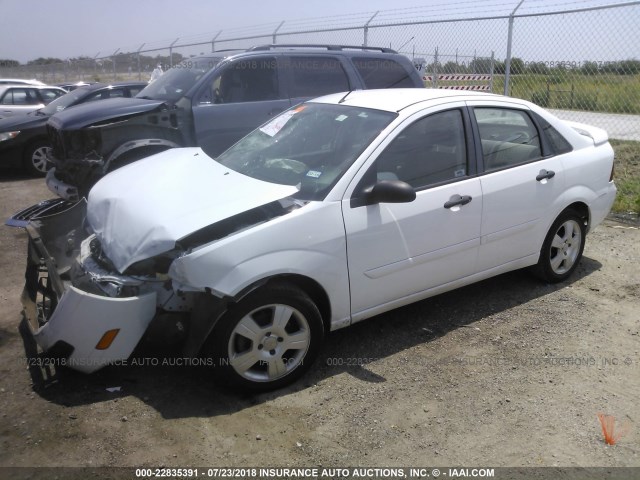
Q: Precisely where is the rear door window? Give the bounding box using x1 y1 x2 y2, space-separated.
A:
353 57 415 88
474 108 542 172
40 88 65 104
214 57 280 104
2 88 40 105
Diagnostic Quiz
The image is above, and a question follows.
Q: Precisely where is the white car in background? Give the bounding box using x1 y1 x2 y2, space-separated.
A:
21 89 616 391
0 78 45 86
0 84 66 119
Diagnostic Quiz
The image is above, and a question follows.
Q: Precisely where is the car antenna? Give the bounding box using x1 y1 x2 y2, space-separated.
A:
338 91 352 104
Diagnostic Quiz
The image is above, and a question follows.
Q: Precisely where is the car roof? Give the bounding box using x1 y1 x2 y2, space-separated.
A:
0 78 45 85
0 83 66 92
189 45 410 64
311 88 509 112
77 81 148 92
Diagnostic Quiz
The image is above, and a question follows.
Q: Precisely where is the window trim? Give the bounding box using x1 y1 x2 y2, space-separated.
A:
529 111 574 157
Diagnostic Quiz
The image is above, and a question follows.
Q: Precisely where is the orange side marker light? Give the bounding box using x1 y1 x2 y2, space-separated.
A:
95 329 120 350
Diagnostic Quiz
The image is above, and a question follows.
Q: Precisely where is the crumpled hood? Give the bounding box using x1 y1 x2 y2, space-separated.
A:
48 97 166 130
87 148 298 273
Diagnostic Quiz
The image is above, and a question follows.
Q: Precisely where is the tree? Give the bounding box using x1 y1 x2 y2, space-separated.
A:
618 59 640 75
526 61 549 75
0 59 20 67
441 61 467 74
509 57 525 75
468 58 494 74
27 57 64 65
424 61 442 75
581 61 599 75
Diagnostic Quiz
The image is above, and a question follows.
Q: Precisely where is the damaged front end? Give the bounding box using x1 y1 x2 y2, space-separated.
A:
45 98 187 201
22 201 192 373
45 126 103 201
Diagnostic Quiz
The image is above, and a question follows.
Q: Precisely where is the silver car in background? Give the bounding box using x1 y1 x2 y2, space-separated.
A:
0 84 66 119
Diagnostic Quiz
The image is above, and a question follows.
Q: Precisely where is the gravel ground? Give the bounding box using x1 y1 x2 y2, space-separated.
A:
0 173 638 472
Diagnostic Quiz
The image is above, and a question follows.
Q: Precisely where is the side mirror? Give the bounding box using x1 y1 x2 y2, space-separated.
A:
364 180 416 205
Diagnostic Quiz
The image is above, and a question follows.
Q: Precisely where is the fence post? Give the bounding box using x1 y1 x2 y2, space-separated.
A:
272 21 285 44
211 31 222 52
489 51 495 92
112 49 120 81
433 47 438 88
93 52 100 81
504 0 525 96
169 38 179 68
137 43 145 81
363 11 379 47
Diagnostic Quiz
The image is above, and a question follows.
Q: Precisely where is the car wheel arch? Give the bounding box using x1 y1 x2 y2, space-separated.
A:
232 274 332 334
187 274 333 359
532 206 588 283
105 139 181 171
563 201 590 231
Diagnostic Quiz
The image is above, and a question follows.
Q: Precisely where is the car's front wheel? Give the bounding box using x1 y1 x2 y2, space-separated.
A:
204 283 324 391
532 209 586 283
23 140 52 177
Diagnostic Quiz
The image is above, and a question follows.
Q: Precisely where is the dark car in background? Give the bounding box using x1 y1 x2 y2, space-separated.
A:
0 82 147 176
44 44 425 200
55 81 97 92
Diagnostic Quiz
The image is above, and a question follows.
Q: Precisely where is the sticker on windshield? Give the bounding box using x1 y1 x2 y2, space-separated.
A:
306 170 322 178
335 114 348 122
260 105 306 137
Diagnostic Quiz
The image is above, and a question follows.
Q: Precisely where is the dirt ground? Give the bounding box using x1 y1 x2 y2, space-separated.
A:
0 172 638 472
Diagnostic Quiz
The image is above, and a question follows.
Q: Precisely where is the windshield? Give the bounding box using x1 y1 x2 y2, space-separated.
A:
40 87 92 115
216 103 396 201
136 58 220 102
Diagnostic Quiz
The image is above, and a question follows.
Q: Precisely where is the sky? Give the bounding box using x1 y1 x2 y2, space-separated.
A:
0 0 638 63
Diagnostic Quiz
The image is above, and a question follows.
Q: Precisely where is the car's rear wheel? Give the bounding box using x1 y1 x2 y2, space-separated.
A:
204 283 324 392
532 209 586 283
23 140 52 177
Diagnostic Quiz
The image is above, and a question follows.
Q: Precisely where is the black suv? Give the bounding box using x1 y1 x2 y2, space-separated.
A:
45 45 424 200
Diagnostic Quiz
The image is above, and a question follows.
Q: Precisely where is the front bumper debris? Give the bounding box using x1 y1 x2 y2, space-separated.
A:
6 198 76 228
46 168 80 202
22 200 157 373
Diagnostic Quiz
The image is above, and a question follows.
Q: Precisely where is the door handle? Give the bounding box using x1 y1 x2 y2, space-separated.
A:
536 169 555 181
444 194 472 209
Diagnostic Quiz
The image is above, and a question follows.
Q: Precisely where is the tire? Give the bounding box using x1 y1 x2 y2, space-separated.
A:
204 283 324 392
532 209 586 283
23 140 52 177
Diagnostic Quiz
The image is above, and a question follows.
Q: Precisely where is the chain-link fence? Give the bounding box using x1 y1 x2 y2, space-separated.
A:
1 1 639 138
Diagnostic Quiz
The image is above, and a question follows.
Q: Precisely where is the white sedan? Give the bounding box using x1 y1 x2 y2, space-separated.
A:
21 89 616 391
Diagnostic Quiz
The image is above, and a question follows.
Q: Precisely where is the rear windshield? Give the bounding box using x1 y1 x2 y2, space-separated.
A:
40 87 92 114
